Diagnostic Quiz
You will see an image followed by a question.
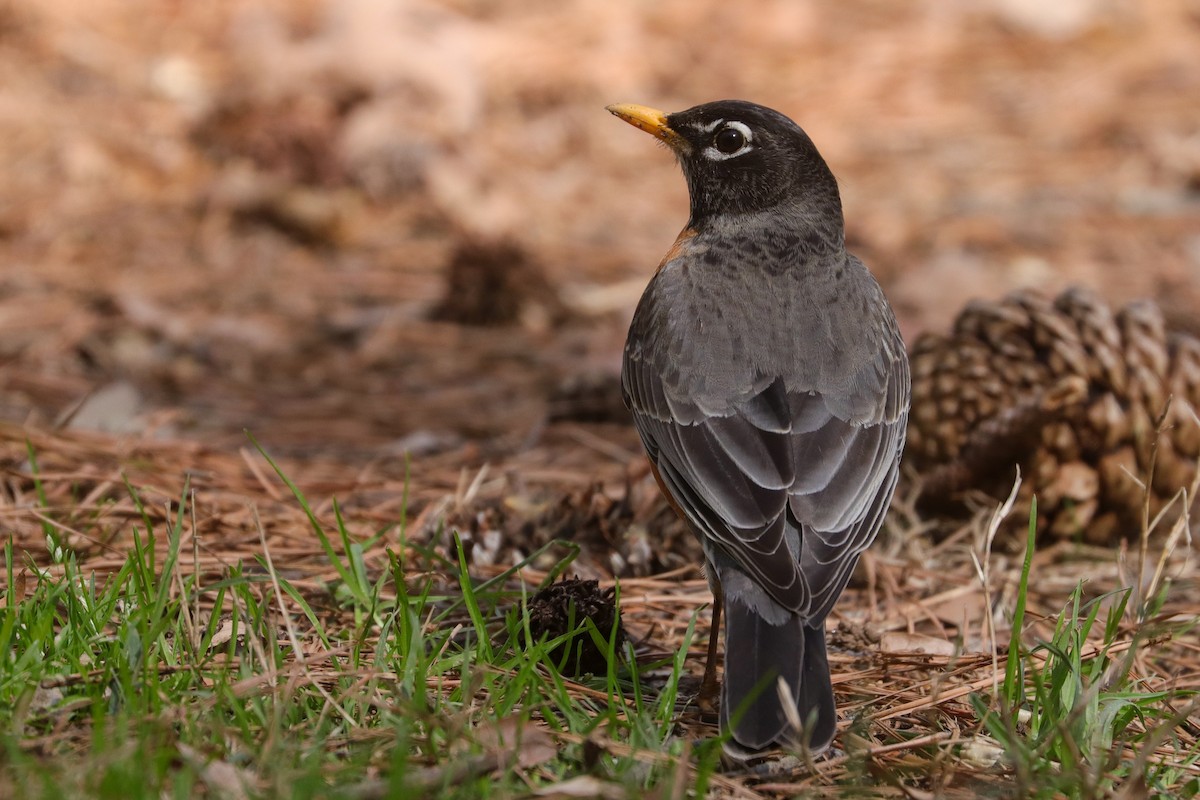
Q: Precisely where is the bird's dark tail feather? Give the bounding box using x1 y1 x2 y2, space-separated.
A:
800 622 836 752
720 600 836 755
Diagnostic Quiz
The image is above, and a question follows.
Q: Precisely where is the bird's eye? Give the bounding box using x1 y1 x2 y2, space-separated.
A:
714 126 746 154
702 121 753 161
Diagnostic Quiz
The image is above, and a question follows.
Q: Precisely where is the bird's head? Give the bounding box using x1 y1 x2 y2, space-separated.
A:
607 99 843 229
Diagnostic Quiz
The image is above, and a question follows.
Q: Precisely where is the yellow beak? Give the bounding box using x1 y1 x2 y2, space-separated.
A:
606 103 685 149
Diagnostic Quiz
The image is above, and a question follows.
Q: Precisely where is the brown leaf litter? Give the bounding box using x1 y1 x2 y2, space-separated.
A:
2 0 1200 795
3 414 1198 796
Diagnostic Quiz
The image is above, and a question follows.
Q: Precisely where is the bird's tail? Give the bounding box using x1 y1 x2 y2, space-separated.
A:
720 599 836 755
800 622 836 751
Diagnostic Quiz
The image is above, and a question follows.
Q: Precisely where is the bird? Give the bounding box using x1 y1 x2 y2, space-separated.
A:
607 100 910 757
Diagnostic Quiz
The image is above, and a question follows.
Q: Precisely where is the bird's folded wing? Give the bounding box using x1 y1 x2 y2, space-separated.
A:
624 360 907 618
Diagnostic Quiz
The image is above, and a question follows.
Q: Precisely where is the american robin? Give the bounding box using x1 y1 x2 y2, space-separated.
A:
607 100 910 757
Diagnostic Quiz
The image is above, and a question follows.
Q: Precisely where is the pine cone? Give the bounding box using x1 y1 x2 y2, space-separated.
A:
908 287 1200 544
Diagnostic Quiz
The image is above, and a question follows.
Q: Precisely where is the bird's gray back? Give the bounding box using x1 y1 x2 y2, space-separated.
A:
627 219 905 428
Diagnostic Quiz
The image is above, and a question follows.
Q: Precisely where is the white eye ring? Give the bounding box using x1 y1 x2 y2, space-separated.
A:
703 120 753 161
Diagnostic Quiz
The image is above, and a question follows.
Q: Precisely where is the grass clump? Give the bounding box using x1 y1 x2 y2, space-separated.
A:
973 501 1199 799
3 438 1200 798
0 444 721 799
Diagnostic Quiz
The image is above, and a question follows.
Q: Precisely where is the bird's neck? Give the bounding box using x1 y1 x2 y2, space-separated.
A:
691 201 847 257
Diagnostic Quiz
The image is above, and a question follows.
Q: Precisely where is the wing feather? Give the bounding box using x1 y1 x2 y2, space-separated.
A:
624 343 907 619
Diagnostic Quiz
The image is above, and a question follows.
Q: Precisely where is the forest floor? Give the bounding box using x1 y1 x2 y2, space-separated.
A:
2 1 1200 797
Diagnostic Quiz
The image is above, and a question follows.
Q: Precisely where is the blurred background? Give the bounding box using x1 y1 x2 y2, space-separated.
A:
1 0 1197 472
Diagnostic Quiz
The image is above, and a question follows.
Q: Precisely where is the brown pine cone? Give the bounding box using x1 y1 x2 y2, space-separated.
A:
908 287 1200 544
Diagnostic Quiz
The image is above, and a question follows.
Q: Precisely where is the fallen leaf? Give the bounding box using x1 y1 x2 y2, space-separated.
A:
879 632 958 657
532 775 626 799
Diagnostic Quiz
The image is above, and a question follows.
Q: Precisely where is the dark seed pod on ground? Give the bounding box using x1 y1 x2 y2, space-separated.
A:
908 287 1200 544
547 371 629 424
522 577 626 676
430 235 565 327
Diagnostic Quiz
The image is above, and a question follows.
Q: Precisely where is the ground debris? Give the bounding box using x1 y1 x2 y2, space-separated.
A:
1 1 1199 795
548 371 629 425
439 477 700 578
522 577 626 677
909 287 1200 545
430 235 566 328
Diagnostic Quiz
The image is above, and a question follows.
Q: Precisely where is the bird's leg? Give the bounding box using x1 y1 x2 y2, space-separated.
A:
698 581 723 712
